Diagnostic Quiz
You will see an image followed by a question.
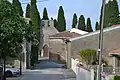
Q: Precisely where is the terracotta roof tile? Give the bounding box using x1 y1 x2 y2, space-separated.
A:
110 48 120 53
111 24 120 27
49 31 81 39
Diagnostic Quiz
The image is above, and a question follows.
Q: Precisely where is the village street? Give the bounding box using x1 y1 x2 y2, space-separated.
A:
7 68 76 80
7 60 76 80
7 69 64 80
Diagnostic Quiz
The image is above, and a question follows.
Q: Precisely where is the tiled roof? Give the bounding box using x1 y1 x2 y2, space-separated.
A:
110 48 120 53
49 31 81 39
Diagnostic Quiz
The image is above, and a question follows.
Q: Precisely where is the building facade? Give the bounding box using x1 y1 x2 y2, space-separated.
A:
40 20 59 59
49 24 120 68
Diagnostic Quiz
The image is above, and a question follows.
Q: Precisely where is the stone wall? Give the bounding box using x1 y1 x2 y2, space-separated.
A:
49 39 66 61
71 26 120 66
40 20 59 57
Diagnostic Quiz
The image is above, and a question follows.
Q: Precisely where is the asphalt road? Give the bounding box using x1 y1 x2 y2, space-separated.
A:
7 60 76 80
7 69 65 80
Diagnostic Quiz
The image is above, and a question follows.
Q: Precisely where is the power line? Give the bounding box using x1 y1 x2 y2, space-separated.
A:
21 0 50 4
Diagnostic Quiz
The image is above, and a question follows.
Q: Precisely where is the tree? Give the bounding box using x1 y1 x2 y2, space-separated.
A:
54 19 58 28
31 0 40 41
119 15 120 23
0 0 31 57
80 49 96 65
31 0 36 5
0 1 32 77
109 0 119 26
95 21 100 30
42 7 49 20
72 13 77 28
86 18 93 32
30 0 41 64
57 6 66 32
78 15 86 31
12 0 23 17
25 4 30 18
100 0 119 28
51 17 53 20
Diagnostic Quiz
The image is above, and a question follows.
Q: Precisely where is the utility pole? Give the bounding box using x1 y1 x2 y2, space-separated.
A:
20 53 22 75
96 0 106 80
3 53 6 80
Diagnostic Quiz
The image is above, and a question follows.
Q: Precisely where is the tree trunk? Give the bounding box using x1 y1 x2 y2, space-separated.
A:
26 40 31 69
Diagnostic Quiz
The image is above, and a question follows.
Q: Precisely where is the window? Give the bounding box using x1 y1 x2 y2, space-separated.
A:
41 21 45 27
48 21 50 27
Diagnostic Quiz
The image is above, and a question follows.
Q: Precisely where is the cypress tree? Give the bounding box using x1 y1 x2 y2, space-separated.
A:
72 13 77 28
100 0 119 28
119 15 120 23
12 0 23 16
54 19 58 28
25 4 30 18
95 21 100 31
42 7 49 20
109 0 119 26
31 0 36 5
31 0 40 40
31 0 41 64
57 6 66 32
51 17 53 20
86 18 93 32
78 15 86 31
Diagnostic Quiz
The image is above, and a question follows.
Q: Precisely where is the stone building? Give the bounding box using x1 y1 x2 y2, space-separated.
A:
40 20 59 59
49 24 120 68
70 24 120 67
49 28 88 67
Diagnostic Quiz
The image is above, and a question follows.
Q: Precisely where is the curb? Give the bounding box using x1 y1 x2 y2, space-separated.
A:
61 69 76 79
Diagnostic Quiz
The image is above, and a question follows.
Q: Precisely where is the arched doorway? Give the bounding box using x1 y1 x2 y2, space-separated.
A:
43 44 49 57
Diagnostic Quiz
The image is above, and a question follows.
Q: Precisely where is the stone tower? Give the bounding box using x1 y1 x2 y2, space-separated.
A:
40 20 59 58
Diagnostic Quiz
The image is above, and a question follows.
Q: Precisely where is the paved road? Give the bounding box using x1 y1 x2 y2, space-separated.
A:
7 69 65 80
34 60 66 69
7 60 76 80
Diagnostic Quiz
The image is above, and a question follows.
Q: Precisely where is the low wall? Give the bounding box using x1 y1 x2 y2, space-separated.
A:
71 58 91 80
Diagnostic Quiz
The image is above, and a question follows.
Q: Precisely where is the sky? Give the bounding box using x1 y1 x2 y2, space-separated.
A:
9 0 120 30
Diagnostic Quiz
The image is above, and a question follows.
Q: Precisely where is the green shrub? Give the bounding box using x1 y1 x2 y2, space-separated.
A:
80 49 96 65
114 76 120 80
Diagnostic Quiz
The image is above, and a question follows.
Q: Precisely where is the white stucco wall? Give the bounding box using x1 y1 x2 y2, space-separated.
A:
71 58 91 80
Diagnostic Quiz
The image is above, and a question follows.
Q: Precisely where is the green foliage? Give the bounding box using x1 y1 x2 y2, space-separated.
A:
80 49 96 65
31 0 36 5
95 21 100 31
57 6 66 32
72 13 77 28
100 0 119 28
42 7 49 20
86 18 93 32
30 0 41 64
54 19 58 28
31 45 38 66
78 15 86 31
31 3 40 40
25 4 30 18
12 0 23 17
114 76 120 80
0 0 32 58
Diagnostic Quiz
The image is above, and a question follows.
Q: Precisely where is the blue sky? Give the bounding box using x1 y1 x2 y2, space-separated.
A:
9 0 120 30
